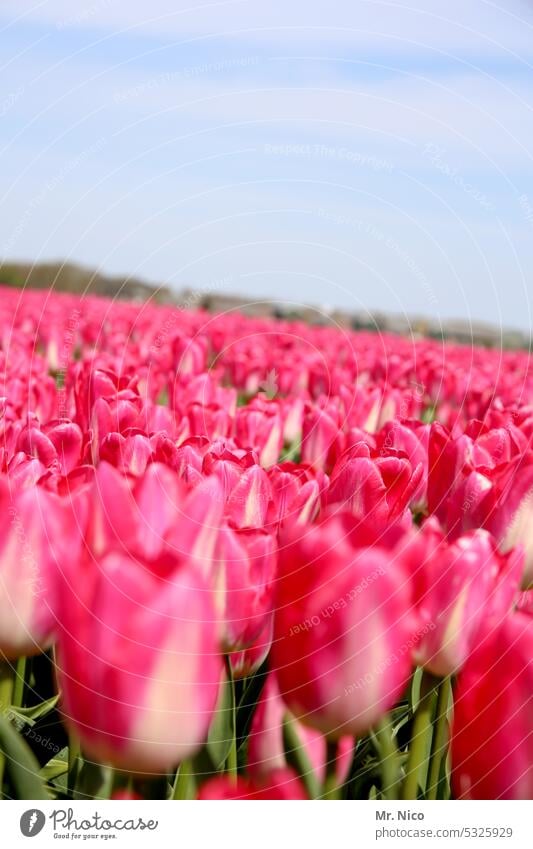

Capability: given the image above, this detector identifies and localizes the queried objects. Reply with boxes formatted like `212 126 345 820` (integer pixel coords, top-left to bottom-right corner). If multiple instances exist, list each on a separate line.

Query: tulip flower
55 549 223 772
271 514 415 737
301 401 343 472
452 612 533 799
405 523 522 676
266 463 322 527
0 478 76 658
228 615 273 679
325 444 422 528
213 526 277 650
235 398 283 468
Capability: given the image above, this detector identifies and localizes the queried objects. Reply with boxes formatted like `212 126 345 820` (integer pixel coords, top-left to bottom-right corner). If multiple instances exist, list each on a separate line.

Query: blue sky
1 1 533 331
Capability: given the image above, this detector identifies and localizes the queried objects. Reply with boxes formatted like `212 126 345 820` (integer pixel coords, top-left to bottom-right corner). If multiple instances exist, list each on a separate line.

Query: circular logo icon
20 810 46 838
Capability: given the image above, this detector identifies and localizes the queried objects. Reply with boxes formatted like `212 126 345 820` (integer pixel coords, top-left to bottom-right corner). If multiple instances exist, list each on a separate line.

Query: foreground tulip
271 515 415 737
55 550 223 772
452 612 533 799
0 478 75 658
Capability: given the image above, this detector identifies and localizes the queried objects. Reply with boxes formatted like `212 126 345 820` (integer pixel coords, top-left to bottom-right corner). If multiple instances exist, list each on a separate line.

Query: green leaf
40 748 68 782
206 676 235 770
409 667 424 713
15 695 59 721
235 661 268 751
8 694 61 730
0 712 49 799
74 760 113 800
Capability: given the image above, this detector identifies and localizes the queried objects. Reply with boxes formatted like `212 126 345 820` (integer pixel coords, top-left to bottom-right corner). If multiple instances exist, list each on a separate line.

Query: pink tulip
0 478 75 658
266 463 322 527
235 398 283 468
325 444 422 527
452 612 533 799
55 548 223 772
271 514 415 737
477 452 533 588
301 401 343 472
405 523 522 676
197 768 308 800
226 464 272 529
213 526 277 650
228 616 273 679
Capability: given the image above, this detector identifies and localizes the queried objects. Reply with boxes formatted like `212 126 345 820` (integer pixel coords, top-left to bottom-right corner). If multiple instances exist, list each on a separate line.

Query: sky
1 1 533 331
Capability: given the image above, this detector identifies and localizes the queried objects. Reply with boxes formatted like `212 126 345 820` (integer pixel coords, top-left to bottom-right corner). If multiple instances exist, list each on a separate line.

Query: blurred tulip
197 768 308 800
235 399 283 468
213 526 276 650
452 612 533 799
0 479 75 658
301 401 343 472
405 524 522 676
325 445 422 528
227 616 273 679
271 514 415 737
55 549 223 772
247 676 353 786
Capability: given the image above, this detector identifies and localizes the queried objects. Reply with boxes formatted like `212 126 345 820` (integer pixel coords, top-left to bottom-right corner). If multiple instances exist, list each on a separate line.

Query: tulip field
0 283 532 802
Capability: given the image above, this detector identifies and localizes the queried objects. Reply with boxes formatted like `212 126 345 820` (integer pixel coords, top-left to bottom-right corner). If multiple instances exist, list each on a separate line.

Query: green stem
12 658 27 709
376 716 400 800
426 676 452 800
282 714 321 800
0 661 14 797
172 760 193 800
67 733 80 798
402 671 438 800
224 656 237 780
